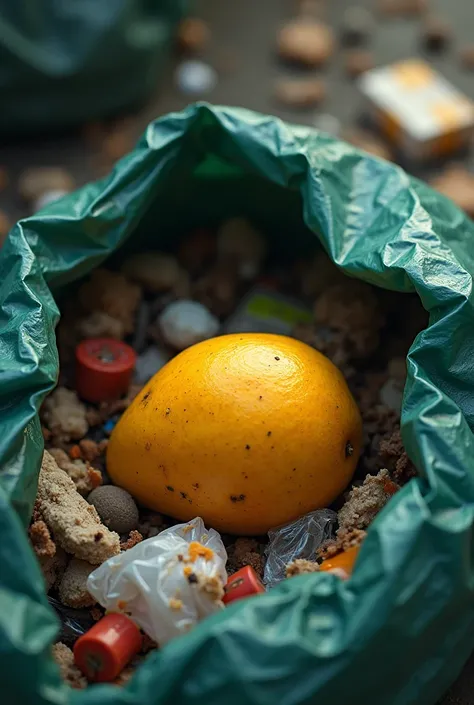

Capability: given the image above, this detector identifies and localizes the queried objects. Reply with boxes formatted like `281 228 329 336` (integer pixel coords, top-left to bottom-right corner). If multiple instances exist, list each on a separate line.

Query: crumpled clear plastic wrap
264 509 337 589
87 517 227 645
48 597 95 646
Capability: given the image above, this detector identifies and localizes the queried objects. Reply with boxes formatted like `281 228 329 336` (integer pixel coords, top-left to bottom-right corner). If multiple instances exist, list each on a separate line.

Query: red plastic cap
74 613 142 683
75 338 136 403
222 565 266 605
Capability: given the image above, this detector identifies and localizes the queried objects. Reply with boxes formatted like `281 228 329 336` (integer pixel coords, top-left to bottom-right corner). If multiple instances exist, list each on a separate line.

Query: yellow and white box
359 59 474 160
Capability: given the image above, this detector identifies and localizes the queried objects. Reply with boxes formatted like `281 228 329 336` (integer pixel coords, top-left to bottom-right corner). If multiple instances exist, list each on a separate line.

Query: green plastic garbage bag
1 103 474 705
0 1 185 135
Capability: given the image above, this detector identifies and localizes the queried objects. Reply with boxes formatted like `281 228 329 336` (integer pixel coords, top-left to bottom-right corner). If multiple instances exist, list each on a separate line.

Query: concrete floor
1 0 474 701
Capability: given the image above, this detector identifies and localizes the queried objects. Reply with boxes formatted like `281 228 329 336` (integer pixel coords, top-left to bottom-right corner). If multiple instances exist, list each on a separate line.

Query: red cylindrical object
222 565 266 605
75 338 136 403
74 613 142 683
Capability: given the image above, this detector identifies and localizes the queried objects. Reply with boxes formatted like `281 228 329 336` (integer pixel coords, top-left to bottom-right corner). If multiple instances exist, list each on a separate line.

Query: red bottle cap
75 338 136 403
74 613 142 683
222 565 266 605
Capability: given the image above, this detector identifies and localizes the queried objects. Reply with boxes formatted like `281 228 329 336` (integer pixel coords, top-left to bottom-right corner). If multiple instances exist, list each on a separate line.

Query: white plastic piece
263 509 336 589
34 189 68 212
134 346 170 384
175 60 217 95
159 299 220 350
87 517 227 645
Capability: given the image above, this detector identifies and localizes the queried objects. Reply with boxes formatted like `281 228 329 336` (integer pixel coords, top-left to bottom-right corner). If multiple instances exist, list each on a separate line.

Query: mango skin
107 333 362 535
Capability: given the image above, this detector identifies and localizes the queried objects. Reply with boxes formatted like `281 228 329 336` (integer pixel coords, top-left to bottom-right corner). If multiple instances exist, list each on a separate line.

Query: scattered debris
286 558 320 577
176 17 210 55
175 60 218 95
338 469 400 532
59 559 97 608
159 299 220 350
359 59 474 162
274 77 326 108
277 20 334 67
122 252 185 293
42 388 89 444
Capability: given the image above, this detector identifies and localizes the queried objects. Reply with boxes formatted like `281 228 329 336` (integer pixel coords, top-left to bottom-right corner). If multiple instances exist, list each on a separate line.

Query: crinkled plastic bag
264 510 336 589
0 1 186 135
87 517 227 645
1 104 474 705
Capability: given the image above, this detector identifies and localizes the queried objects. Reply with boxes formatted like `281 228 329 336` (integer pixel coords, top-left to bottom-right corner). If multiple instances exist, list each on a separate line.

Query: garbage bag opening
1 104 474 705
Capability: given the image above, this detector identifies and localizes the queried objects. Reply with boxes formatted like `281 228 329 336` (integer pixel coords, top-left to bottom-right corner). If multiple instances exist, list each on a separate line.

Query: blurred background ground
1 0 474 701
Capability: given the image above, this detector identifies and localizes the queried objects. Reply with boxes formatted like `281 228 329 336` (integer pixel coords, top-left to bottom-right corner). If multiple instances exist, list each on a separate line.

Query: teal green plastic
1 104 474 705
0 1 185 134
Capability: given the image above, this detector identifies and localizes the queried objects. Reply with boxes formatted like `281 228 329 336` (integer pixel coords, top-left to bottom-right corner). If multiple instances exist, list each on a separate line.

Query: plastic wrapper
263 509 337 589
2 104 474 705
87 517 227 645
47 597 94 646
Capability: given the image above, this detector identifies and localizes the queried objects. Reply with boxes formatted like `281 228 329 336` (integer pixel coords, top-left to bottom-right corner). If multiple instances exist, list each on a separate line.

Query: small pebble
313 113 341 137
459 45 474 70
377 0 427 16
18 167 74 203
175 60 218 95
340 7 374 46
277 20 334 67
34 189 69 212
344 50 375 78
176 17 210 54
134 346 170 384
122 252 183 293
159 300 220 350
274 78 326 108
422 16 451 52
88 485 139 535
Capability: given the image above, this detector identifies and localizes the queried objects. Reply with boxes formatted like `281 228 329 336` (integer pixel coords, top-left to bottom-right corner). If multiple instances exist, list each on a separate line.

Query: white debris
159 300 220 350
175 60 218 95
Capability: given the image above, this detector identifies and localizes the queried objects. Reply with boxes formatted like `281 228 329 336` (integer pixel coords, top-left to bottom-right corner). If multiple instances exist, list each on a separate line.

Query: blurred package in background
0 1 186 135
